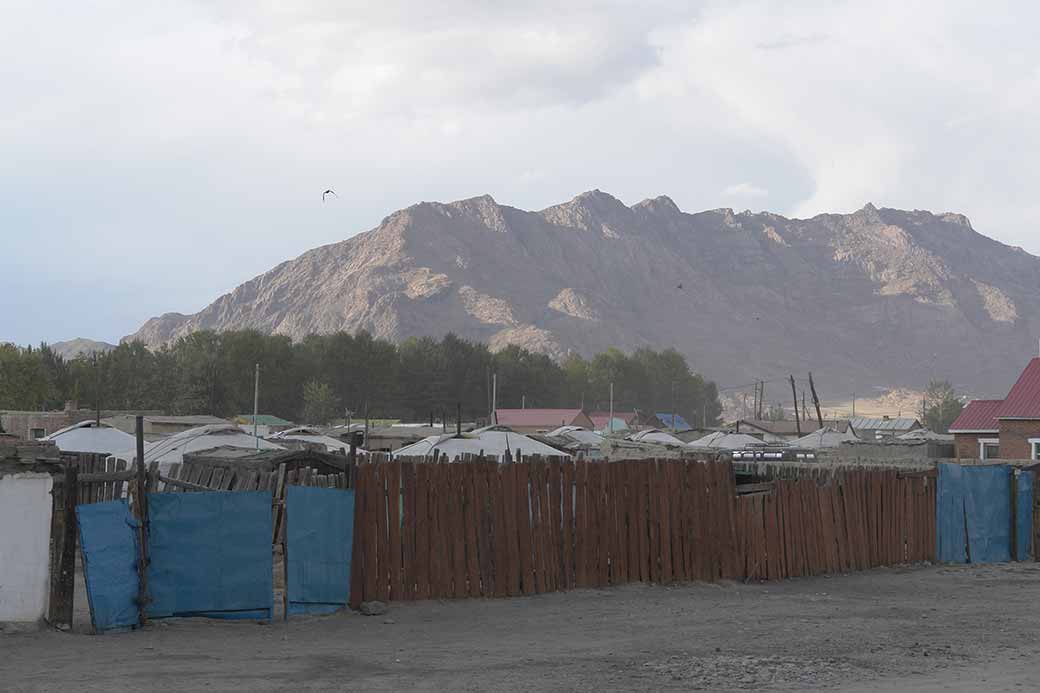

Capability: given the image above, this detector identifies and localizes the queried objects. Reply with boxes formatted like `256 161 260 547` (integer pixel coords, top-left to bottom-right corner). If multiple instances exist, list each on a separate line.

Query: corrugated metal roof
655 413 692 431
848 416 920 431
494 409 588 427
995 358 1040 419
948 399 1002 432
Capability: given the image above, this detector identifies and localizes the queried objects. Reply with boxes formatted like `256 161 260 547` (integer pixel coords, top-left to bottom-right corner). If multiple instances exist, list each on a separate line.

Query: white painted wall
0 473 53 624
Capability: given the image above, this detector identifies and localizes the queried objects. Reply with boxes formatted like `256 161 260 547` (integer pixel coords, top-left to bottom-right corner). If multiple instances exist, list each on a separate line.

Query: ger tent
115 424 284 473
789 427 859 449
393 426 569 461
686 431 762 449
626 429 686 447
268 426 364 454
42 420 143 455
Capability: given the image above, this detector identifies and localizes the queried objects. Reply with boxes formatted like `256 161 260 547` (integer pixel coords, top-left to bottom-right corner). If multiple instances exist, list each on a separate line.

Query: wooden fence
348 459 937 607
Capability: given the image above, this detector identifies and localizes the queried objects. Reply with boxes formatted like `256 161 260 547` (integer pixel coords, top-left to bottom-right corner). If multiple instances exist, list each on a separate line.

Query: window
30 428 46 440
979 438 1000 460
1029 439 1040 461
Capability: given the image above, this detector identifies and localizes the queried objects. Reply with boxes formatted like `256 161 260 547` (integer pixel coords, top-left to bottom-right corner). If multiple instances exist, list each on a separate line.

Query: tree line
0 331 722 427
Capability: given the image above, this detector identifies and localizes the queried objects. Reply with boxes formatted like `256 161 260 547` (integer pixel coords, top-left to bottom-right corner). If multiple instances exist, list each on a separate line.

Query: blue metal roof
655 413 692 431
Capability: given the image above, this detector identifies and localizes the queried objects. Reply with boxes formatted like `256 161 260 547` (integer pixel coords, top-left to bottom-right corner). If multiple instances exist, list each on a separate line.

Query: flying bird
322 189 338 202
677 283 683 290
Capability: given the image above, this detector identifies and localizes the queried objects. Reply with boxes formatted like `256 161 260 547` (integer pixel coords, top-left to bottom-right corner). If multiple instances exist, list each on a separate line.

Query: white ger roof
115 424 284 472
394 426 569 461
626 429 685 447
547 426 605 446
789 427 859 449
268 426 363 453
686 431 763 449
42 420 144 455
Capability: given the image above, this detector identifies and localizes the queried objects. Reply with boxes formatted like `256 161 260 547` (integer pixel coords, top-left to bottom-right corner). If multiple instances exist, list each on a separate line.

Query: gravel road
5 562 1040 691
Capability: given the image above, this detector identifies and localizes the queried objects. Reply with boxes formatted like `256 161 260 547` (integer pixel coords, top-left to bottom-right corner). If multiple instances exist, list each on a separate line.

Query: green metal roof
235 414 294 426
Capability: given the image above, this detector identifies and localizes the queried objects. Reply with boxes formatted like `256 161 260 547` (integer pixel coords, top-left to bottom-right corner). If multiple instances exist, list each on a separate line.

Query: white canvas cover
626 429 686 447
115 424 284 473
42 420 142 455
790 427 859 449
686 431 763 449
394 426 569 461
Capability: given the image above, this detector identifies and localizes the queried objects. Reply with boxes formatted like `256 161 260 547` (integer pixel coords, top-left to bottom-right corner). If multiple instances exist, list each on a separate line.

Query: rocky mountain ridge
125 191 1040 398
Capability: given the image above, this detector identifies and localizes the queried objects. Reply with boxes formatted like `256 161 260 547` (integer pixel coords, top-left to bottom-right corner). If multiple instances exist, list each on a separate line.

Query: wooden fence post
134 416 151 626
47 462 78 629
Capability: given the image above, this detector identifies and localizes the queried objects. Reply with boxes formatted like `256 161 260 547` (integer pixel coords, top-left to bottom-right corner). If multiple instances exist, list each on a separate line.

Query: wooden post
789 375 801 436
134 416 150 626
808 372 824 429
48 462 78 629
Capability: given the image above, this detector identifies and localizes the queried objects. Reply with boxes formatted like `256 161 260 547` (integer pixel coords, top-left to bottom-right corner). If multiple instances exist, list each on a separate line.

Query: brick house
950 358 1040 460
948 399 1002 460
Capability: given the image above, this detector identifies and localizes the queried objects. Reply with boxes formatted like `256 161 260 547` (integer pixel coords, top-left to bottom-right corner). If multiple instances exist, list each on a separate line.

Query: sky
4 0 1040 346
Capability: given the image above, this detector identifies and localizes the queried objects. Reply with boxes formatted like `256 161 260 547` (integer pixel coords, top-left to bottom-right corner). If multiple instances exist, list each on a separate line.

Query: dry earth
4 562 1040 692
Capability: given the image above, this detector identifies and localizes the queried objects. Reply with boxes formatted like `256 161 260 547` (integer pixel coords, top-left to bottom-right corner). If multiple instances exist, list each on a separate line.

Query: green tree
923 379 963 433
302 380 340 425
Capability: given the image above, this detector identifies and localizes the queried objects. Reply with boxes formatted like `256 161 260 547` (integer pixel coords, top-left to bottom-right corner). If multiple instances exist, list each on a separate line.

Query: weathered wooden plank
348 464 366 609
631 461 646 583
529 460 546 594
560 460 575 590
363 464 380 603
574 460 588 588
595 462 610 587
515 462 535 595
414 463 431 600
548 460 564 592
462 463 481 598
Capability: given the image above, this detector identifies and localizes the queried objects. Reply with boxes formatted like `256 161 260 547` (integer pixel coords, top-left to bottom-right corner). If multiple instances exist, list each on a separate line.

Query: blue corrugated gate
937 463 1032 564
1017 470 1034 560
146 491 273 620
77 500 141 632
286 485 355 615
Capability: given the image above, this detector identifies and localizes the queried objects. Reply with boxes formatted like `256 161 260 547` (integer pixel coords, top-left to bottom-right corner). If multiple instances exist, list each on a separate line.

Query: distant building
951 358 1040 460
847 416 921 441
1 402 162 441
493 409 595 434
654 413 693 432
104 414 229 438
588 411 640 431
949 400 1002 460
234 414 296 438
729 419 854 443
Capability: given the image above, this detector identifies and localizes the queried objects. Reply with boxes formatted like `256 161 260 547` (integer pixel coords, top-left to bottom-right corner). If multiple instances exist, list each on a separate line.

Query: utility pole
852 392 856 418
670 381 676 433
522 394 526 410
789 375 802 436
609 382 614 434
742 393 748 420
490 373 498 424
253 363 260 449
808 372 824 429
93 353 101 426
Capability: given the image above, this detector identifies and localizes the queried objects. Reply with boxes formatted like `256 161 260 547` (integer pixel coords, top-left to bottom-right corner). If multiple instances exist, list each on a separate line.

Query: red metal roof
948 399 1002 432
588 412 638 429
494 409 588 427
995 358 1040 419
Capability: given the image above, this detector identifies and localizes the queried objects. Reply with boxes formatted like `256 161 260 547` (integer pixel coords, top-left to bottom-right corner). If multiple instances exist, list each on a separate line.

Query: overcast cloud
3 0 1039 346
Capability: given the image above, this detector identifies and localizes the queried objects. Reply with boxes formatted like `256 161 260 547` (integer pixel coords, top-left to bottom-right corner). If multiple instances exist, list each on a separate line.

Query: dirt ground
5 562 1040 692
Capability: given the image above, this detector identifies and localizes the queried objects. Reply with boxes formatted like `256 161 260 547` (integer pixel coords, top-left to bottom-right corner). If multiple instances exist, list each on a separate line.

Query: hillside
125 191 1040 398
51 338 116 360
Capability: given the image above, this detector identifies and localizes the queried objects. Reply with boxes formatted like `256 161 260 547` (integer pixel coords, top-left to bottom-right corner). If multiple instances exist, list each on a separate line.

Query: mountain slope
125 191 1040 397
51 338 117 360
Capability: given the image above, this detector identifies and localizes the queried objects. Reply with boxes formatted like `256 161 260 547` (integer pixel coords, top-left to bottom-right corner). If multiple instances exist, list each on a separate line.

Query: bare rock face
124 192 1040 397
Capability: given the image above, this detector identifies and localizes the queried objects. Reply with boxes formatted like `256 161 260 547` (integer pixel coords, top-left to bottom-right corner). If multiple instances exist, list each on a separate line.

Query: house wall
0 473 53 625
954 433 989 460
998 420 1040 460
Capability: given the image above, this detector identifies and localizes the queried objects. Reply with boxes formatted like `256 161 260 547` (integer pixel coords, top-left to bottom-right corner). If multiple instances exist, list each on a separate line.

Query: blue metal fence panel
76 500 141 632
286 486 354 615
937 463 1015 564
1017 471 1034 560
963 465 1012 563
146 491 273 620
936 462 967 563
